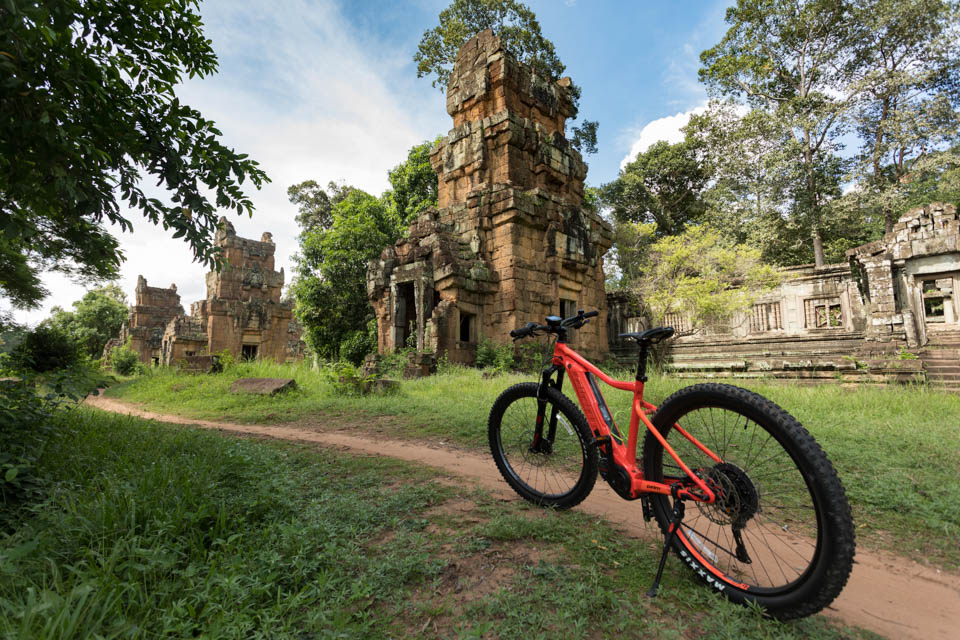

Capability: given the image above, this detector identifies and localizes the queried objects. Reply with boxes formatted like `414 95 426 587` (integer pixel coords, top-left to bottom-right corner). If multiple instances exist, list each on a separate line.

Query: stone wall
368 30 612 363
104 276 184 364
609 203 960 385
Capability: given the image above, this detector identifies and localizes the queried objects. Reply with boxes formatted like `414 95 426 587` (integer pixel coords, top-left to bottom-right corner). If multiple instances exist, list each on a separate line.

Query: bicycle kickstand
646 486 685 598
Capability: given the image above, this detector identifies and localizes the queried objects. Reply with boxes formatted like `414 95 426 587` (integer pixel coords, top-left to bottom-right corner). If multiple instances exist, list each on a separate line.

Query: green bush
110 343 141 375
476 338 514 374
340 319 377 366
10 325 82 372
0 365 107 528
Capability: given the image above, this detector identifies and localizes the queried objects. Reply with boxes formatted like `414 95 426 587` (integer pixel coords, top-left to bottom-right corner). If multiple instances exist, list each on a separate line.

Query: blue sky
7 0 733 325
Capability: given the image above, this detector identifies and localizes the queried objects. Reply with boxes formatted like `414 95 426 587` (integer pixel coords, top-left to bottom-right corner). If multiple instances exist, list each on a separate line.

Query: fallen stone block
178 354 220 374
229 378 297 395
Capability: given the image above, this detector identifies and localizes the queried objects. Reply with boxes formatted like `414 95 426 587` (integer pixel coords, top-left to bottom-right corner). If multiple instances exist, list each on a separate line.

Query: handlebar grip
509 321 538 339
583 310 599 319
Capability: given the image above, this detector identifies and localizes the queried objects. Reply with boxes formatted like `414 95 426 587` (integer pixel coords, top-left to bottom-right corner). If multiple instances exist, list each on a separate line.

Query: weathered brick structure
609 203 960 387
103 276 184 365
367 30 612 363
109 219 305 366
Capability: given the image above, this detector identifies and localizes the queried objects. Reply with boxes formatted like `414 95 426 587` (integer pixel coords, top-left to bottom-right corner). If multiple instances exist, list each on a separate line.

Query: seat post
636 342 649 382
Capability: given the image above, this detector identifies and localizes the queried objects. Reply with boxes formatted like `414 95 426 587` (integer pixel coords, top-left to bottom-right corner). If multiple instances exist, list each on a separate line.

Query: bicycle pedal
641 496 653 522
588 434 611 449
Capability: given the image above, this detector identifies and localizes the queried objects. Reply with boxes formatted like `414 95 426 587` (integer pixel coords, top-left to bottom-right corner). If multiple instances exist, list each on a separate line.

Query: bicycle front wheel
488 383 598 509
642 383 855 620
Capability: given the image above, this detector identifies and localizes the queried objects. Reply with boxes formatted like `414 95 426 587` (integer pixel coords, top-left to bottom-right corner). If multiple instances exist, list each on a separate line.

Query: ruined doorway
920 276 957 328
242 344 258 361
395 282 417 349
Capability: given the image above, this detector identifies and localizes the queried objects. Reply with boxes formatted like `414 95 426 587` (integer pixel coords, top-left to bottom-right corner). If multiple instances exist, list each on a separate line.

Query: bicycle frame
538 340 720 504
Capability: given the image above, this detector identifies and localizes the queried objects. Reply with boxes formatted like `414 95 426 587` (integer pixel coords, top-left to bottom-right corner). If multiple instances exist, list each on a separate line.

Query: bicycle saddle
618 327 675 344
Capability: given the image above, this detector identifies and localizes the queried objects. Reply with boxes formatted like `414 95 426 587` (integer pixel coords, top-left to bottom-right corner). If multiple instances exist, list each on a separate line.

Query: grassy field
105 360 960 570
0 408 875 639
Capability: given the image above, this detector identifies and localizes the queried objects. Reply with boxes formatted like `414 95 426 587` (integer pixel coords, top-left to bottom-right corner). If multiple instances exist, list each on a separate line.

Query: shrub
476 338 514 374
215 348 235 371
10 325 82 372
514 340 547 373
320 361 371 395
0 365 106 528
340 319 377 366
110 343 141 375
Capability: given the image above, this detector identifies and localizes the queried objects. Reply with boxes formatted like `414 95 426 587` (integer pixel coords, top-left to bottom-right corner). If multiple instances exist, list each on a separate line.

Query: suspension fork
533 365 564 450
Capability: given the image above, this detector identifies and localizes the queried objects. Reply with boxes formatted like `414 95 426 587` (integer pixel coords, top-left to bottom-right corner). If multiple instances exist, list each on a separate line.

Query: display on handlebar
511 310 599 341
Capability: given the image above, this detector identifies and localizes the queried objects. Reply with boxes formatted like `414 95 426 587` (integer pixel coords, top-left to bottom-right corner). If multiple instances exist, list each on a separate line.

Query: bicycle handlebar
510 309 599 341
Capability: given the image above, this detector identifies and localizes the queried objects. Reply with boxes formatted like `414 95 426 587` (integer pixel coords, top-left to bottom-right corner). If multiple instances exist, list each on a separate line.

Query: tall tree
685 103 792 247
286 180 355 236
44 284 128 358
602 139 710 236
700 0 858 268
849 0 960 231
291 190 398 361
414 0 599 155
0 0 268 309
383 137 442 225
289 140 441 361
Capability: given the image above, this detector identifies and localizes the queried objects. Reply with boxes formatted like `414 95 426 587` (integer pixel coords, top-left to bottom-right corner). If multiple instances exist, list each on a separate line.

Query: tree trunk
884 206 895 234
813 230 825 269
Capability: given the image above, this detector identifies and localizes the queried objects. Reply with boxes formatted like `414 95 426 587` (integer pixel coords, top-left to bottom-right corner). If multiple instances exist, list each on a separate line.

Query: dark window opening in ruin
185 351 195 357
460 312 476 343
559 298 577 319
921 278 952 324
814 304 843 328
242 344 258 360
924 297 946 322
397 282 416 348
152 357 159 366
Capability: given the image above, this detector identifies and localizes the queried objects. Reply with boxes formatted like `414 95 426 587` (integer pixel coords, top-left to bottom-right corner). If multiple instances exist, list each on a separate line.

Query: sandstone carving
106 219 305 366
367 30 612 364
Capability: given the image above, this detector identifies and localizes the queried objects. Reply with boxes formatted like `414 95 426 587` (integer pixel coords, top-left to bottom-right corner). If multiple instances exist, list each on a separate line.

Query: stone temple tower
367 30 612 363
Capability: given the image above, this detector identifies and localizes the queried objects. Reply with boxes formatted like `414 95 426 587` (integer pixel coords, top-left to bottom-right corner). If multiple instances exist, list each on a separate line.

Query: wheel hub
700 462 759 528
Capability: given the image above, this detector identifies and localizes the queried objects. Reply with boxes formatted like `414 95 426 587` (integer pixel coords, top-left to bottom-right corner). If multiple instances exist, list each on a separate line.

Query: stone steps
918 346 960 390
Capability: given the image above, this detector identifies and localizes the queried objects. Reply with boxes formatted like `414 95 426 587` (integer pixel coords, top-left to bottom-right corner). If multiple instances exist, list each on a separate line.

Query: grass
105 360 960 569
0 407 875 639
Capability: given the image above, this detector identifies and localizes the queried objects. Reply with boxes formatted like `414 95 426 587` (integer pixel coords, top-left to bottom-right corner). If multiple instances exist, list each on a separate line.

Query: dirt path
84 394 959 640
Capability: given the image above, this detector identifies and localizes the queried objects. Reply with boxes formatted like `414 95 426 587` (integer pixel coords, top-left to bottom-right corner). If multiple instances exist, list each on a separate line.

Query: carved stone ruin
103 276 183 366
107 219 305 366
367 30 612 364
609 203 960 387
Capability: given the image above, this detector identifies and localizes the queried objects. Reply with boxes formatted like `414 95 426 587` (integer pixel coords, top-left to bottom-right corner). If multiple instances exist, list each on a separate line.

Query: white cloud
619 105 707 170
4 0 449 326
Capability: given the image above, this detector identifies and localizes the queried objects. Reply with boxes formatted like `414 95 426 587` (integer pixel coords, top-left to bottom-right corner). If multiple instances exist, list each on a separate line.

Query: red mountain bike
488 310 855 620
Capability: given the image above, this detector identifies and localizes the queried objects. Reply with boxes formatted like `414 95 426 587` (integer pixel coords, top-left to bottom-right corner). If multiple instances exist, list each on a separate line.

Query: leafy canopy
847 0 960 231
289 140 441 362
699 0 857 267
602 139 710 237
415 0 563 90
632 224 781 333
0 0 268 308
44 285 128 359
414 0 598 154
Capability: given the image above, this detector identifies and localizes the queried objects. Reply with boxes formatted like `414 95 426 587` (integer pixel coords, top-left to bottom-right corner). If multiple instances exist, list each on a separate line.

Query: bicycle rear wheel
642 383 854 620
488 383 598 509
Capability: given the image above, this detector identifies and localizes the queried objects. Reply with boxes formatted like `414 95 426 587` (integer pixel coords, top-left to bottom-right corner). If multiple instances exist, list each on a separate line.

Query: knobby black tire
488 383 598 509
642 383 855 620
